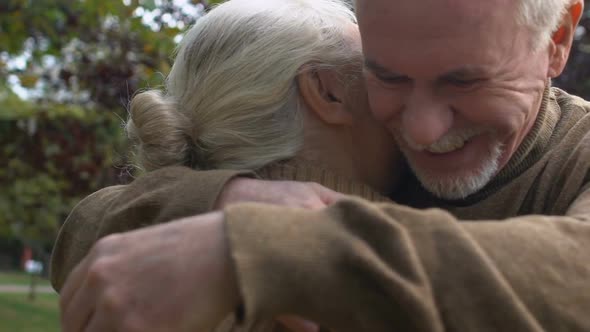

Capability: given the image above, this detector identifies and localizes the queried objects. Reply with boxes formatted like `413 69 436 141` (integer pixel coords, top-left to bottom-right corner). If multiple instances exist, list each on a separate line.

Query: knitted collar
255 160 390 202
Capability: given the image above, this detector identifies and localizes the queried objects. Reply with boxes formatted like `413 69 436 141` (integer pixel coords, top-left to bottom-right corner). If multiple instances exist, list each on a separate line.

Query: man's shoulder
551 87 590 114
548 87 590 148
531 89 590 210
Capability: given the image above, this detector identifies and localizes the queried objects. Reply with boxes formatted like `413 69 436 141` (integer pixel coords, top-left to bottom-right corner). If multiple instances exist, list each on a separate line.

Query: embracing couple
52 0 590 331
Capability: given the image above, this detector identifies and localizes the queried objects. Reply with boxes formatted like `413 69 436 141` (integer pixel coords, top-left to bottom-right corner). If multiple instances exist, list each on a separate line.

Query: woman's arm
50 166 249 291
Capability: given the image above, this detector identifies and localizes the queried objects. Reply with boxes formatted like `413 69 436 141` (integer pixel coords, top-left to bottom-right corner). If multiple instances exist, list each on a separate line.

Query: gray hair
517 0 575 48
127 0 361 171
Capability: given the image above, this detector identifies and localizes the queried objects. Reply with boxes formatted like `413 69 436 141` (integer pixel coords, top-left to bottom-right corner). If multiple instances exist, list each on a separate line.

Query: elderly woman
126 0 399 195
52 0 403 331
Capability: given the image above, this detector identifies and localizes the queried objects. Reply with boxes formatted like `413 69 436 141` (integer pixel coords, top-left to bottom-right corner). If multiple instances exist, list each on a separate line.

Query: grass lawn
0 271 51 286
0 292 60 332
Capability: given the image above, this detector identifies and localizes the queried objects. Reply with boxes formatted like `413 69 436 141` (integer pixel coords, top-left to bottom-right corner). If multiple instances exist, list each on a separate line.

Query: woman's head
127 0 399 190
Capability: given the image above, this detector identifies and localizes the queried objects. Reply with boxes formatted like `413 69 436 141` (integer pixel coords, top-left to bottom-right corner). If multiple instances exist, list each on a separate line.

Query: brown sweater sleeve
50 166 251 291
224 196 590 332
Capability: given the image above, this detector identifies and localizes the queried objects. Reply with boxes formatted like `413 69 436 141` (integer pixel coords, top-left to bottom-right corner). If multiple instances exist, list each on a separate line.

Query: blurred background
0 1 588 331
0 1 220 331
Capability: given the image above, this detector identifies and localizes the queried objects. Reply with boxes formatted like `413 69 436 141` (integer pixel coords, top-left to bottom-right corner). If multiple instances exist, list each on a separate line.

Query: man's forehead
356 0 522 66
356 0 514 25
355 0 513 10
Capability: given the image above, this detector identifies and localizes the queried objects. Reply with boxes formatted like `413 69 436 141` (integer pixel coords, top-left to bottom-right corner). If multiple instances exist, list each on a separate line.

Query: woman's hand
216 178 346 210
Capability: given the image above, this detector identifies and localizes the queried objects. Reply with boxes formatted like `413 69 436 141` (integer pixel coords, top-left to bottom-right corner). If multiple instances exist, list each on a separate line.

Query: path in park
0 284 56 294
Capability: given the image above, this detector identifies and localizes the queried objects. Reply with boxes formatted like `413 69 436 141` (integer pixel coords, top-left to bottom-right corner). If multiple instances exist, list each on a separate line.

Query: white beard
404 142 504 200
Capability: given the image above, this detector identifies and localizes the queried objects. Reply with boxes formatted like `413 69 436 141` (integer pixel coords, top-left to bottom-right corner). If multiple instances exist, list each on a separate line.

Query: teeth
426 136 465 153
426 128 484 154
402 128 487 154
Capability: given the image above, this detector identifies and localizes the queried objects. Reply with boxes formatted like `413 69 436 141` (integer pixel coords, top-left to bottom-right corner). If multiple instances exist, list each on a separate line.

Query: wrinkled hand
216 178 346 209
60 211 239 332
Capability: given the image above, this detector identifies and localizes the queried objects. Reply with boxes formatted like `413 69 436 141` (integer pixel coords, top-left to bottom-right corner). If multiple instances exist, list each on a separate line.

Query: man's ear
297 67 354 126
548 1 584 78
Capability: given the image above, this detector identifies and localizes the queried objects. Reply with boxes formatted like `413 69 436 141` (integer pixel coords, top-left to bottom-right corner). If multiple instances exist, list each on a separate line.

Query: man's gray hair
127 0 361 171
517 0 574 48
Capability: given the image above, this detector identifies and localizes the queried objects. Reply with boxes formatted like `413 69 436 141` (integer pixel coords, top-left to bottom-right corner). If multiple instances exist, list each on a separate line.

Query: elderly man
54 0 589 331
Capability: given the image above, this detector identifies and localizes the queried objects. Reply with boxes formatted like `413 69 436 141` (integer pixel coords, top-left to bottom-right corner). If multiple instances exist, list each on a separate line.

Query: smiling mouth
425 137 471 154
407 128 486 155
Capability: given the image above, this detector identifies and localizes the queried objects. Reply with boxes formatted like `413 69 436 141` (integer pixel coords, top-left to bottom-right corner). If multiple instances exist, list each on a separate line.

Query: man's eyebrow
363 58 404 77
440 67 489 80
364 60 490 81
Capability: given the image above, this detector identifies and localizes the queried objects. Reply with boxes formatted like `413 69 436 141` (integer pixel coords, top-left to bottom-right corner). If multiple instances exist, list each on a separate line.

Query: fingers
83 306 114 332
309 183 347 206
277 315 320 332
83 313 106 332
61 276 97 332
59 255 90 308
61 255 108 332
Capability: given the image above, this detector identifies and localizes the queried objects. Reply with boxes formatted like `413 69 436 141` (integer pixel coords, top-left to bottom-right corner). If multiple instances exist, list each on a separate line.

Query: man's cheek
459 98 526 135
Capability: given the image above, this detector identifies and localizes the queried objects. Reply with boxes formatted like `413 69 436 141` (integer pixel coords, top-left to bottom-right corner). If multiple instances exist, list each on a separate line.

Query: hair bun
126 90 194 171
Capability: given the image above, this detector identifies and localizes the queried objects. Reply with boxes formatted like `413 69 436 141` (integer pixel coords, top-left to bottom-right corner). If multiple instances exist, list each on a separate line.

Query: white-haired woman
126 0 401 197
54 0 404 331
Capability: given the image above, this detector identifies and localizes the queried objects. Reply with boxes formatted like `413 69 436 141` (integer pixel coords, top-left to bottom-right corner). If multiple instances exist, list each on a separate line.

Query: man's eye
379 76 411 85
449 78 484 87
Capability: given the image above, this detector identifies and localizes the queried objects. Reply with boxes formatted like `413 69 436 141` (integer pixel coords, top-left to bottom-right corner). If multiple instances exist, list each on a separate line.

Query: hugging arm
52 167 590 331
50 166 249 291
223 193 590 331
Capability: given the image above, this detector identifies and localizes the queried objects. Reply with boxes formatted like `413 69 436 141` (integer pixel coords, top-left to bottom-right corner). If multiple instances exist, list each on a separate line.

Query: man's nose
400 94 453 147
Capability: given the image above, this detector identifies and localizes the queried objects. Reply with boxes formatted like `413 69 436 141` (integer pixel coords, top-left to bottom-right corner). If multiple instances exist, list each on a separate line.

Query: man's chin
409 156 501 200
405 141 504 200
414 172 494 200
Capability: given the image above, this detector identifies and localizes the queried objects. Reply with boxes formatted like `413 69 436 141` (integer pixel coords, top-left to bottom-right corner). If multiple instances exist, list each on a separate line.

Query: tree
0 0 219 263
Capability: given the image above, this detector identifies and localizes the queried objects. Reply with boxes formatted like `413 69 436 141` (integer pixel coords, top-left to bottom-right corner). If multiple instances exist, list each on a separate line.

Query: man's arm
224 195 590 331
50 166 250 291
58 190 590 332
56 175 590 331
50 167 340 292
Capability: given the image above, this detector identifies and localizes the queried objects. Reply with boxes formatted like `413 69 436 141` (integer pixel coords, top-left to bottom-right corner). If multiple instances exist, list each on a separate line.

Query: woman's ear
548 1 584 78
297 67 354 126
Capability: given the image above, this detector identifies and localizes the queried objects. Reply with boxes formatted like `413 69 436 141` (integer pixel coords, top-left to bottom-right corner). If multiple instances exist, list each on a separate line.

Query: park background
0 0 589 331
0 1 221 331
